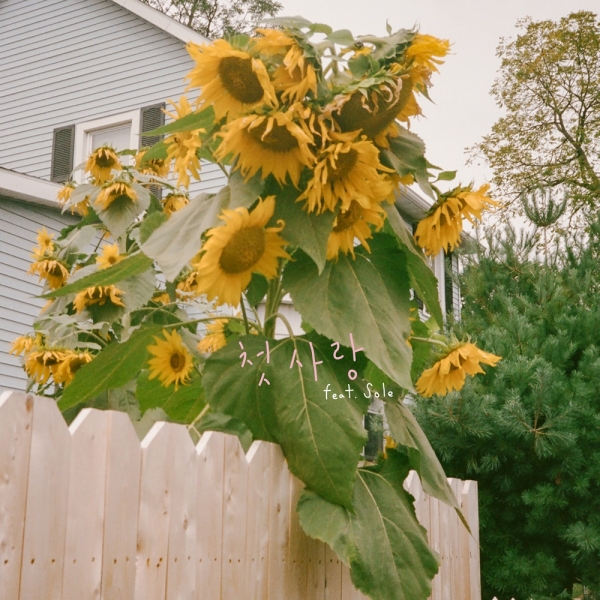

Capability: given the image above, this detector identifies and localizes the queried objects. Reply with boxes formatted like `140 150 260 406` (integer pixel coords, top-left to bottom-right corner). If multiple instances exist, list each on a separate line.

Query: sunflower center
249 121 299 153
170 351 186 372
96 153 116 169
218 56 265 104
330 149 358 181
219 226 266 274
333 201 362 233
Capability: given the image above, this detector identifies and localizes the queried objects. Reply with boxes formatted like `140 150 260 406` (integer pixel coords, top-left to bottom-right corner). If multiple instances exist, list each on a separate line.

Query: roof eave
0 168 62 209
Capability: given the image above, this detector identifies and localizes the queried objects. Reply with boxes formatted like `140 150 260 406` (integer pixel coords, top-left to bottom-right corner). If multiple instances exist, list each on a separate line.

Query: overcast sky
278 0 599 193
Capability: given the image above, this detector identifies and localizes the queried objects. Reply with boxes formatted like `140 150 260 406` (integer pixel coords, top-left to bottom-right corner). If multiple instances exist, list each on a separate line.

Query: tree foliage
414 223 600 599
473 11 600 219
141 0 282 38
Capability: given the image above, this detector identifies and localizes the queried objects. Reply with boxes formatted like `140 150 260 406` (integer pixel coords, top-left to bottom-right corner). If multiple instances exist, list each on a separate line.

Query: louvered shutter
444 251 461 320
50 125 75 183
140 103 166 200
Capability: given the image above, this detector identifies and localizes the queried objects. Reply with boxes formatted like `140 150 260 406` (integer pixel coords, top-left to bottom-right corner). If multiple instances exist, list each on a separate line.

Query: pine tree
413 223 600 599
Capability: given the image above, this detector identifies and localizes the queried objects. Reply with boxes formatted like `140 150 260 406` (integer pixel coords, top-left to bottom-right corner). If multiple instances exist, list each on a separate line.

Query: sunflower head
85 146 122 184
53 352 93 386
195 195 290 307
163 193 190 216
28 259 69 290
415 342 501 397
187 39 277 120
10 335 37 356
405 34 450 74
198 319 228 353
36 228 55 254
73 285 125 312
24 349 68 385
147 329 194 389
95 181 138 211
135 149 170 178
96 244 123 270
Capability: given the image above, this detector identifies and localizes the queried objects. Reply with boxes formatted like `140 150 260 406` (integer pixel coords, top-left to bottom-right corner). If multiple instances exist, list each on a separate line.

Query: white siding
0 197 78 390
0 0 226 194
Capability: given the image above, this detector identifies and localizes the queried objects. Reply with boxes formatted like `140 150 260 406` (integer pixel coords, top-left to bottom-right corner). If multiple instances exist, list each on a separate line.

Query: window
72 110 141 181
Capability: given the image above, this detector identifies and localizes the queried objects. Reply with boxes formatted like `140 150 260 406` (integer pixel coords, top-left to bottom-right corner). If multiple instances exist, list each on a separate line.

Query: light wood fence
0 390 480 599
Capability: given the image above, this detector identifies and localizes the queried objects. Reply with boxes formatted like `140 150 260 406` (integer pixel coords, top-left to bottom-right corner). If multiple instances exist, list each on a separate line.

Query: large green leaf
204 334 368 509
195 411 253 452
298 451 439 600
96 183 150 238
384 204 443 326
283 234 413 389
271 184 336 273
59 325 163 411
136 369 205 424
385 400 462 518
44 253 153 298
142 106 215 136
141 190 224 280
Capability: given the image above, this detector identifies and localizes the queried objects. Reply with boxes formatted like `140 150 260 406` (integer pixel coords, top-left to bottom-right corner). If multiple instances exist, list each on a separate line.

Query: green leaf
195 411 253 453
435 170 457 182
271 184 335 273
139 141 167 162
298 451 439 600
58 325 164 411
245 273 268 307
386 126 434 199
326 29 355 45
283 235 413 389
132 408 170 440
45 253 154 298
384 205 443 326
229 169 265 210
136 369 205 424
204 334 369 509
385 400 464 521
143 106 215 136
141 189 231 281
140 211 168 244
118 268 156 312
96 184 151 238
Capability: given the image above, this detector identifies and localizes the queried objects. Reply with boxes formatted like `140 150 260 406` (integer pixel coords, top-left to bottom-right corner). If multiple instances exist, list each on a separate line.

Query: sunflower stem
410 336 448 348
188 402 211 430
240 298 250 335
264 277 280 338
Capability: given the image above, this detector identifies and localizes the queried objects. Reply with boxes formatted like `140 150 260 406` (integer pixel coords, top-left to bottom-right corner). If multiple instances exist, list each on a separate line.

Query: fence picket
324 543 342 600
286 475 309 598
0 391 34 600
101 410 142 600
19 395 71 600
428 495 443 600
62 409 109 599
462 480 481 600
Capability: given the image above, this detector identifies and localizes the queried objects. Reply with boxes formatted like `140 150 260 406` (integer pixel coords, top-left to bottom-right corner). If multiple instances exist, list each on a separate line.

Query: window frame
72 110 141 182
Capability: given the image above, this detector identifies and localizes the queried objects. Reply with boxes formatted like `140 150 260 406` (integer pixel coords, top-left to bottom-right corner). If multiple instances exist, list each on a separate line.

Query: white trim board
0 168 62 209
109 0 211 46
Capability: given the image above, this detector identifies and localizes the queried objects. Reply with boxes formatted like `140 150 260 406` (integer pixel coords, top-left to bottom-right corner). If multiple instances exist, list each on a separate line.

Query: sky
278 0 599 192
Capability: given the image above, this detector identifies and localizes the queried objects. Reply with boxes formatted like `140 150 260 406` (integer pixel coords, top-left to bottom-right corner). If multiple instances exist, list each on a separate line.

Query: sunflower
197 318 228 353
24 349 68 385
53 352 93 386
96 244 123 270
95 181 138 211
414 184 498 256
10 334 37 356
164 96 204 188
147 329 194 389
152 291 171 304
405 34 450 75
28 258 69 290
176 269 202 299
85 146 122 184
163 193 189 215
326 199 386 260
298 132 394 213
415 342 501 397
194 196 290 307
35 228 54 254
215 111 314 186
135 149 170 178
253 28 317 102
73 285 125 313
187 39 277 120
57 182 90 216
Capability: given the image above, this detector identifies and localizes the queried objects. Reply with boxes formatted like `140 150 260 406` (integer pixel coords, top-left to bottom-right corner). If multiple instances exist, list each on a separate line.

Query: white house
0 0 458 391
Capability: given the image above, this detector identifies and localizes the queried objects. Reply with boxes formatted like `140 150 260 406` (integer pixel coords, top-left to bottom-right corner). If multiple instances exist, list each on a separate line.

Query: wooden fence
0 390 480 599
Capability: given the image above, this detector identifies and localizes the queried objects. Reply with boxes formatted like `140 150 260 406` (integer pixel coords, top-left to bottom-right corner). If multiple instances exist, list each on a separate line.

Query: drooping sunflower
299 132 394 213
28 258 69 290
24 349 68 385
197 318 228 353
215 111 314 186
253 28 317 102
414 184 498 256
187 39 277 120
53 351 93 386
163 193 189 216
326 199 387 261
96 244 123 270
85 146 122 184
164 96 204 189
57 182 89 216
73 285 125 313
36 228 54 254
135 149 170 178
10 334 38 356
194 196 290 307
147 329 194 389
95 181 138 211
405 33 450 76
416 342 501 397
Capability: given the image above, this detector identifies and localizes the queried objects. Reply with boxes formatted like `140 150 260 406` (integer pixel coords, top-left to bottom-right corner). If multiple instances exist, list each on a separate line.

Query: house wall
0 197 78 390
0 0 226 194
